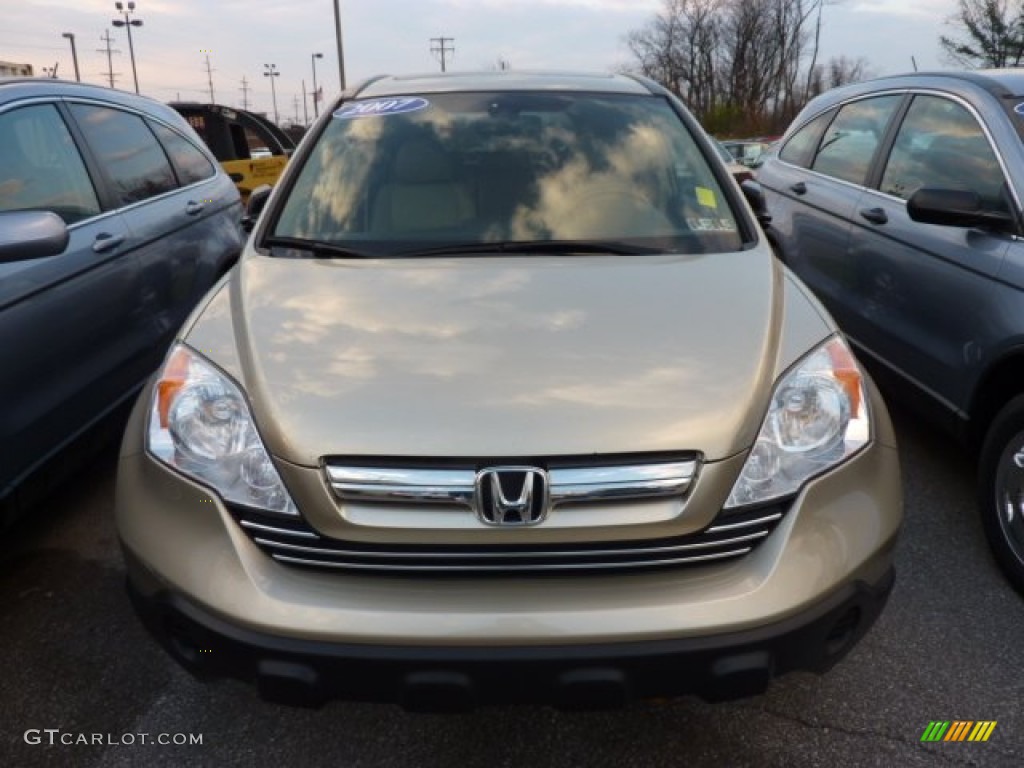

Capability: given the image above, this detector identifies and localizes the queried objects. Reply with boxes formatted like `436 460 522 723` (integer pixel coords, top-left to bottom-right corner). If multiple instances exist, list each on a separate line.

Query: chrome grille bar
252 530 767 560
706 512 783 533
230 500 788 575
326 466 475 505
325 460 697 507
271 548 754 572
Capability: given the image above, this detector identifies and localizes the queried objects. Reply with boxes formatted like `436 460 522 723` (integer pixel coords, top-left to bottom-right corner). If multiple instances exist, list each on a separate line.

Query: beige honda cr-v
116 71 902 711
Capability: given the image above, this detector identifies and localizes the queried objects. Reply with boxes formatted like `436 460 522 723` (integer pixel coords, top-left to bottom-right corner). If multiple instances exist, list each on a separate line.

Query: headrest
392 139 454 183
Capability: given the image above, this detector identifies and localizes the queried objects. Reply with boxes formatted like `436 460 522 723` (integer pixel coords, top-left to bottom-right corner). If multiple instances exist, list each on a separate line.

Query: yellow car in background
169 103 294 203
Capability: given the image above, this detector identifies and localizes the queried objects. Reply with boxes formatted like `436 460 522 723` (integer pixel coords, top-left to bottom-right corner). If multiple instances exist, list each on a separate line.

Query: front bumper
126 553 893 710
117 371 901 709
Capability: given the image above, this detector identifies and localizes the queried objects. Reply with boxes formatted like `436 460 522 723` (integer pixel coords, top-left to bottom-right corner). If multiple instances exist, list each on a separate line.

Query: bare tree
940 0 1024 68
625 0 830 134
806 55 872 98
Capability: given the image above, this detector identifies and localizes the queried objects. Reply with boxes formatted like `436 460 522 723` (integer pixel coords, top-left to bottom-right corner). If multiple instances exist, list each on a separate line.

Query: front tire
978 395 1024 596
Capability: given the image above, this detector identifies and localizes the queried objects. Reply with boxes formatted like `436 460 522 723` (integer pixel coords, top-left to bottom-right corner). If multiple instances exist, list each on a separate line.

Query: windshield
271 91 743 255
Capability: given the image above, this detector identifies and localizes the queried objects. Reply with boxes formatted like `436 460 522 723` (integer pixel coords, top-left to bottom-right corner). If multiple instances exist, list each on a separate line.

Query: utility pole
112 1 143 94
62 33 80 81
333 0 346 91
204 54 215 103
311 52 323 118
263 63 280 124
302 79 309 126
240 76 251 110
292 94 300 125
430 36 454 72
98 30 120 88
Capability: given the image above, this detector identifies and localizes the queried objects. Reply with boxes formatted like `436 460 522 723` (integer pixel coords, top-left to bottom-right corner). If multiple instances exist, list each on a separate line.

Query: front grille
228 502 790 575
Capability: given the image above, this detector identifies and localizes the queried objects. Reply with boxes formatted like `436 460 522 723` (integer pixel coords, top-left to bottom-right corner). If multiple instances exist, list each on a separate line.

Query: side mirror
242 184 273 234
907 187 1012 229
740 179 771 227
0 211 70 263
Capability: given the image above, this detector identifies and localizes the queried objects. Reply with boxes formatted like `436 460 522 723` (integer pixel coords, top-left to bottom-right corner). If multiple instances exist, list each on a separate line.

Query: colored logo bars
920 721 997 742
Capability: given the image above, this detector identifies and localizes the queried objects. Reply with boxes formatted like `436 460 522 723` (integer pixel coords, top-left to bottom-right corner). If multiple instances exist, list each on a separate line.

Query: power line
97 30 120 88
430 36 454 73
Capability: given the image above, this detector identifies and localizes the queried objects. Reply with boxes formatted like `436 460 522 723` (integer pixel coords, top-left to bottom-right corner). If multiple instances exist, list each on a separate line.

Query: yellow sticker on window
696 187 717 208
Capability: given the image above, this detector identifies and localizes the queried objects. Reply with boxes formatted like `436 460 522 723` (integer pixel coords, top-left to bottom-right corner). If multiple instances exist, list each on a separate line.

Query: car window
148 120 216 186
0 104 100 225
811 96 902 185
273 92 744 255
779 110 835 168
69 103 177 205
880 94 1009 213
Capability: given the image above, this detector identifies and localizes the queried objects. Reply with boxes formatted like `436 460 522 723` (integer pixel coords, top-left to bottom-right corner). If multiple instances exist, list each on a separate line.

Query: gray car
0 79 243 525
757 68 1024 595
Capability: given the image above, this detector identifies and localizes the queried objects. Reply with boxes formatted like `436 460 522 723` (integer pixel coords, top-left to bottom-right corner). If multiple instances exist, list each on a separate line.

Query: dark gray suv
757 69 1024 595
0 79 243 525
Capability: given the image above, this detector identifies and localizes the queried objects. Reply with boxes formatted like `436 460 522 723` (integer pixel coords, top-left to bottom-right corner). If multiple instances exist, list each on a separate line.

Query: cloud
848 1 942 18
443 0 659 11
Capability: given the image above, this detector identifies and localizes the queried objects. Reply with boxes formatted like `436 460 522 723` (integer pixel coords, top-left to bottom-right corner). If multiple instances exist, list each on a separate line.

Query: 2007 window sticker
334 97 430 119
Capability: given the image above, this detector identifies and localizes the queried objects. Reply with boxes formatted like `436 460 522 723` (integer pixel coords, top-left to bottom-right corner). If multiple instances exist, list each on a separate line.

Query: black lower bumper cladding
125 557 894 712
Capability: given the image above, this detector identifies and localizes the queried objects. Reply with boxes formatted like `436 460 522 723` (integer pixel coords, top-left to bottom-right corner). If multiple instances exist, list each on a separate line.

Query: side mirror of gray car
740 179 771 227
0 211 70 263
242 185 273 234
907 188 1013 229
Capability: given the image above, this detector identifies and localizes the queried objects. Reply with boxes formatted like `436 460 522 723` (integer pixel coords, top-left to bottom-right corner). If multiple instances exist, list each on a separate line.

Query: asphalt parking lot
1 400 1022 768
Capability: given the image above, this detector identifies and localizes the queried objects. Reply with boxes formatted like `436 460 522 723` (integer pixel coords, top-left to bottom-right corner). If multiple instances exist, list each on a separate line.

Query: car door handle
790 182 807 195
860 207 888 225
92 233 125 253
185 201 205 215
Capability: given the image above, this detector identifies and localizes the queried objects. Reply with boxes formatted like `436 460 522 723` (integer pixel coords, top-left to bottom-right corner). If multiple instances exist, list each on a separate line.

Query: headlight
725 335 870 508
147 343 298 516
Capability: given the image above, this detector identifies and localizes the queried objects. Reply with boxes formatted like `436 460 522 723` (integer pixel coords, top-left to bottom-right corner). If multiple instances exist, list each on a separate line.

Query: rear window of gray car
272 91 744 255
810 95 902 185
148 121 216 186
69 103 178 205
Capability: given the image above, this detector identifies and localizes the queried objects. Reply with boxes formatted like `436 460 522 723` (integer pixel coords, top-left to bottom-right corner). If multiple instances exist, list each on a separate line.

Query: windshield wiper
395 240 663 258
261 236 375 259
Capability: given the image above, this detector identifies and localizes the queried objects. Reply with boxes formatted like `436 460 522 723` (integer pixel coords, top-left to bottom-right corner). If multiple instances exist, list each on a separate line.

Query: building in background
0 61 34 77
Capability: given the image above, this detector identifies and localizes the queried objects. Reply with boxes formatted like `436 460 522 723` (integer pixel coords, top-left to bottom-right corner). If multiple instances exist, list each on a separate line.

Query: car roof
800 68 1024 115
0 77 189 126
353 71 655 98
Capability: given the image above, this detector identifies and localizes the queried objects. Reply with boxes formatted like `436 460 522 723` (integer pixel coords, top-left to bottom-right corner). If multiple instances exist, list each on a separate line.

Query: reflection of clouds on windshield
510 122 676 239
288 118 384 238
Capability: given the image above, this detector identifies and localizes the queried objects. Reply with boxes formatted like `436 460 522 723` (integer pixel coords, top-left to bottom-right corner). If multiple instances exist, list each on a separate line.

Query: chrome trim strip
240 520 320 539
271 547 753 572
252 530 768 560
326 466 476 505
326 466 476 486
325 460 695 507
705 513 783 533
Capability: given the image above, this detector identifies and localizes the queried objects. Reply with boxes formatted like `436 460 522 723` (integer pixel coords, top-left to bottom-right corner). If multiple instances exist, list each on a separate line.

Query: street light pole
62 33 80 82
333 0 346 91
264 63 280 125
311 52 323 118
112 1 143 94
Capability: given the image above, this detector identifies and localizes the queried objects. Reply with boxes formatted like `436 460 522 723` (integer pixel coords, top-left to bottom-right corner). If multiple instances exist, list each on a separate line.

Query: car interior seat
371 138 475 233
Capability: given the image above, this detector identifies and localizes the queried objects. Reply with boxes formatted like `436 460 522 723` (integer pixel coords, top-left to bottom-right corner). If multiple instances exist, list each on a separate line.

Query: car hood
195 249 829 466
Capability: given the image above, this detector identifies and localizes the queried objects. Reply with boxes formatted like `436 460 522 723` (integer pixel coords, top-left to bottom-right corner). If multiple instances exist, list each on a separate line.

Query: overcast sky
2 0 959 123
